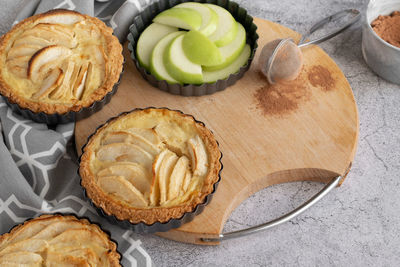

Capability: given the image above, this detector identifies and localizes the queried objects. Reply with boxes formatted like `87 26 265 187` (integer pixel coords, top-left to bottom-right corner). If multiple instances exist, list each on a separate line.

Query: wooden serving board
75 18 358 245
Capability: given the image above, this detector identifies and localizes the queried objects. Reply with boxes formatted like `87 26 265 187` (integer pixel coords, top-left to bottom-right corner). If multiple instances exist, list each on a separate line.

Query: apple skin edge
203 44 251 83
205 4 239 47
150 32 183 84
153 8 202 31
164 34 203 85
203 22 246 71
173 2 219 36
136 23 178 70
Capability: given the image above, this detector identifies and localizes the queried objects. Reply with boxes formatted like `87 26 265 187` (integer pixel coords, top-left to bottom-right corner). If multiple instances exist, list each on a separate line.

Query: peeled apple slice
173 2 218 36
96 143 153 168
27 45 71 81
32 68 64 99
97 163 150 194
187 135 208 176
157 151 178 205
164 34 203 84
136 23 178 70
153 8 202 31
97 176 148 207
168 156 189 201
203 44 250 83
150 150 170 206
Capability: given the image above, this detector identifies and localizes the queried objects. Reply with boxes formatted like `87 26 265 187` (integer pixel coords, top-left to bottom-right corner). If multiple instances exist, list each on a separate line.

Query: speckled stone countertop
1 0 399 266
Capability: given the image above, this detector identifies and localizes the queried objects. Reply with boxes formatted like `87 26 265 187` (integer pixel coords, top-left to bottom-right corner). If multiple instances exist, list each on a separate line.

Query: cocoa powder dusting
255 70 310 116
308 65 335 91
371 11 400 48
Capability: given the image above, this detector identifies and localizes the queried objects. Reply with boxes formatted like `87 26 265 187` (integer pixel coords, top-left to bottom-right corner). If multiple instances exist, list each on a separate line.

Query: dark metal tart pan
78 107 223 233
127 0 259 96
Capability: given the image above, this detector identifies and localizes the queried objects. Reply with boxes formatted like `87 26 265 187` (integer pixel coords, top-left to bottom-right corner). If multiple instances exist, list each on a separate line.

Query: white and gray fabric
0 0 154 266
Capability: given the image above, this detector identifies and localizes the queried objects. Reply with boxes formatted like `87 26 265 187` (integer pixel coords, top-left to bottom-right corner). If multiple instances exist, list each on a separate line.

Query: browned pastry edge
0 9 124 115
0 214 121 266
79 108 222 225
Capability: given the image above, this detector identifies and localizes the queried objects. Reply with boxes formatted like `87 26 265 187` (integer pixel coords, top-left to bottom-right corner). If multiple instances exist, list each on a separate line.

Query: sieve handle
201 176 341 242
298 9 361 48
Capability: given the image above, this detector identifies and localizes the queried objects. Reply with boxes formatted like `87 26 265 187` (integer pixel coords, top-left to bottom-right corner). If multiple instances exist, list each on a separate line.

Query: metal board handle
201 176 341 242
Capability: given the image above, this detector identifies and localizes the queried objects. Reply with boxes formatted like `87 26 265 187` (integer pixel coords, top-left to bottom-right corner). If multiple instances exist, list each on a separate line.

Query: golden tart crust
79 108 222 225
0 9 123 115
0 214 120 266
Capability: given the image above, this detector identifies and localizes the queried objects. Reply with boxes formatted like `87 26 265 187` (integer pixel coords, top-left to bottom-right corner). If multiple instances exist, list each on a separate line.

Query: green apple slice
203 22 246 71
205 4 238 47
173 2 218 36
182 30 222 66
203 44 250 83
136 23 178 70
165 34 203 84
153 8 202 31
150 31 184 84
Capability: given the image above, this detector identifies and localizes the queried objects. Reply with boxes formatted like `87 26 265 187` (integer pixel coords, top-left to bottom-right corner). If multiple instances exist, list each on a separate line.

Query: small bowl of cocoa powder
362 0 400 84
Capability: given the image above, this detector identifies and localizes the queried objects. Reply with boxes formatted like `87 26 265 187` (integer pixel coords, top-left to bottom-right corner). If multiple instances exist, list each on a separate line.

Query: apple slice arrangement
136 2 251 84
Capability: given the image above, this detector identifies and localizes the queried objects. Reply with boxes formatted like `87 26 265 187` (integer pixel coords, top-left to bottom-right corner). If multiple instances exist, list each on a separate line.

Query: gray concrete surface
1 0 399 266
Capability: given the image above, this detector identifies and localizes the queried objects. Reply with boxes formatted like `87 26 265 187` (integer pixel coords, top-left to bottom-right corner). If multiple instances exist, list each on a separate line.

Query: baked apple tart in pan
79 108 222 232
0 214 121 266
0 9 124 124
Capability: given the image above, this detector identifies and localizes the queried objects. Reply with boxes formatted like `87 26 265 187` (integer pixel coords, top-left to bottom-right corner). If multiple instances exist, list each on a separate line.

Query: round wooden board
75 17 358 245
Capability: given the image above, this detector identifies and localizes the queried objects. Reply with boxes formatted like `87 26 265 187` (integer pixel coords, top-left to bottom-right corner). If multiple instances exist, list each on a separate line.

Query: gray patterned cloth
0 0 153 266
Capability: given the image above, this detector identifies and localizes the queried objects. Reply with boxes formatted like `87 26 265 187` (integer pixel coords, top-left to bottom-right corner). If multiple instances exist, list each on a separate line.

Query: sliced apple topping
168 156 189 201
37 12 84 25
91 45 105 67
48 228 110 250
97 163 150 194
32 68 64 100
6 55 30 67
163 177 201 207
46 250 93 266
48 247 98 265
7 44 43 60
30 220 90 240
97 176 148 207
149 150 170 206
6 56 30 78
102 131 160 155
0 251 43 265
181 169 192 195
158 151 178 205
13 35 51 47
0 216 66 250
49 60 75 100
72 62 89 100
187 135 208 176
96 143 153 168
27 45 71 81
0 239 48 256
127 128 161 145
21 23 77 48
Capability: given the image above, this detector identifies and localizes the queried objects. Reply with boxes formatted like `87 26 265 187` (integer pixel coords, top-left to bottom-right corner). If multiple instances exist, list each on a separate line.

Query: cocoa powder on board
308 65 335 91
255 70 310 116
255 65 335 116
371 11 400 48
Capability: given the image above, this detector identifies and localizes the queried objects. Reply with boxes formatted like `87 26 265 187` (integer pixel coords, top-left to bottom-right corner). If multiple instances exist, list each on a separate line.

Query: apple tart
79 108 222 227
0 9 123 121
0 214 120 266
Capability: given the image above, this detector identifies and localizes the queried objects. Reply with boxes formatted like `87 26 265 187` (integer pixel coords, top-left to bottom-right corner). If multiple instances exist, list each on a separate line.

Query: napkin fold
0 1 153 266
